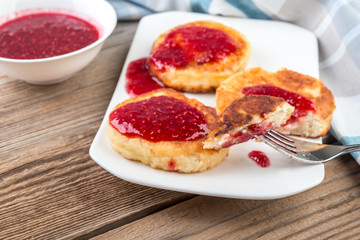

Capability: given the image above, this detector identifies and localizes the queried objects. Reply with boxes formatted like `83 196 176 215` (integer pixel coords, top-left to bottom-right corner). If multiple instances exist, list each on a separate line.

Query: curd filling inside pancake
0 12 99 59
217 122 273 148
109 96 209 142
125 58 165 97
148 26 238 71
242 85 317 124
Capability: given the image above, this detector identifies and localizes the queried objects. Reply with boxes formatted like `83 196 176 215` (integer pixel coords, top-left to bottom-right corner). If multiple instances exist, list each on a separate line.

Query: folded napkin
108 0 360 163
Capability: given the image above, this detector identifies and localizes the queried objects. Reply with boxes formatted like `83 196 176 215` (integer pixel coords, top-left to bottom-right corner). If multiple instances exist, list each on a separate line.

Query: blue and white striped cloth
108 0 360 163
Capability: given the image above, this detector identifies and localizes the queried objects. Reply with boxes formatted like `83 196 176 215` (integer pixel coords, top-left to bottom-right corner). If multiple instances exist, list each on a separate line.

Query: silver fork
255 130 360 164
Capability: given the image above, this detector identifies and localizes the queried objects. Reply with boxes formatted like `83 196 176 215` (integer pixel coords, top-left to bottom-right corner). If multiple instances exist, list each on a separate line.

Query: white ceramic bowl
0 0 117 84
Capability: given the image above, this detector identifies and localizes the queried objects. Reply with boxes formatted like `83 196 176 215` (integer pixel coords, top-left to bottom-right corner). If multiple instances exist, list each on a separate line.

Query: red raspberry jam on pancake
109 96 209 142
242 84 317 124
148 26 237 71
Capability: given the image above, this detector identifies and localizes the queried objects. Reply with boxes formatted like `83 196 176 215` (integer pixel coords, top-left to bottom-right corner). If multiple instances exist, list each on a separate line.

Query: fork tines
262 130 297 154
269 130 294 143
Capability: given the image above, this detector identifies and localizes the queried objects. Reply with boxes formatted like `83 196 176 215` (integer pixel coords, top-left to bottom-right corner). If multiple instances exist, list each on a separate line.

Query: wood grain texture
0 22 193 240
92 154 360 240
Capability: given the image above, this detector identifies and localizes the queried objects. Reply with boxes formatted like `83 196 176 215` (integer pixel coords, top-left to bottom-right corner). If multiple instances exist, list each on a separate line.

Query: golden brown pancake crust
148 21 251 92
216 67 336 137
214 95 286 136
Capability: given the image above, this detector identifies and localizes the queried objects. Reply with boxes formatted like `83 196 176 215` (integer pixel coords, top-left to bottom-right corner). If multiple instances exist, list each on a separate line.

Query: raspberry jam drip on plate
148 26 237 71
248 150 270 168
242 84 317 123
125 58 165 97
0 12 99 59
109 96 209 142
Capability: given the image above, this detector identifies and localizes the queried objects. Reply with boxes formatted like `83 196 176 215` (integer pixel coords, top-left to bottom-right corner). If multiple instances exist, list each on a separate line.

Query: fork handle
343 144 360 153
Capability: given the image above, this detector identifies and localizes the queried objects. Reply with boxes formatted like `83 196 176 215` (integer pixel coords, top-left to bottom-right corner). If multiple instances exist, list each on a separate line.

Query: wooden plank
0 22 193 239
91 154 360 240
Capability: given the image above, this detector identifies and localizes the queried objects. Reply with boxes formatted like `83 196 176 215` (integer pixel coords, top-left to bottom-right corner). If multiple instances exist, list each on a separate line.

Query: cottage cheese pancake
147 21 251 92
108 89 229 173
216 68 336 137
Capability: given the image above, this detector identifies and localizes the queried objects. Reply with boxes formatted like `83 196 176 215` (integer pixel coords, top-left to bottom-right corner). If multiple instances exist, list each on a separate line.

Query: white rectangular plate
90 11 324 199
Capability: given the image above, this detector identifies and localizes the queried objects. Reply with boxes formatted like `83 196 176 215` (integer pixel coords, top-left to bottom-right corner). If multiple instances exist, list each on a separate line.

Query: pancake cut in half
216 67 335 137
204 95 294 150
147 20 251 92
107 88 229 173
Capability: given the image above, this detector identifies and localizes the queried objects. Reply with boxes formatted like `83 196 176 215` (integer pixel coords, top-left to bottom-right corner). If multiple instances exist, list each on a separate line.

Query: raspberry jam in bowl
0 0 117 84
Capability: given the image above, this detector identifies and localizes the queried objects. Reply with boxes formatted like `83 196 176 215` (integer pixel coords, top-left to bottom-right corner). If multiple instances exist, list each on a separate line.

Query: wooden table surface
1 21 359 240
